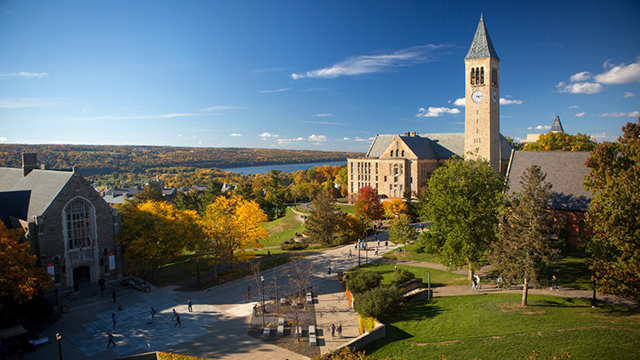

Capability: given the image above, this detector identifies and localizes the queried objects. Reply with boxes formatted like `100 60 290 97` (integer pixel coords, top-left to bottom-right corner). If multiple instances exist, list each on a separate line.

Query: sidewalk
314 279 359 356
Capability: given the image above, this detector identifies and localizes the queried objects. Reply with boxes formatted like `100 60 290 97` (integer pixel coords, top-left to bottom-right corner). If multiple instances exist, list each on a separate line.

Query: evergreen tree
490 165 560 306
305 191 339 245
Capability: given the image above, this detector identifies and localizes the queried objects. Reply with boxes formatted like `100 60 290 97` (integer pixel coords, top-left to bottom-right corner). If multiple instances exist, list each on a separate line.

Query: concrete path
314 279 359 356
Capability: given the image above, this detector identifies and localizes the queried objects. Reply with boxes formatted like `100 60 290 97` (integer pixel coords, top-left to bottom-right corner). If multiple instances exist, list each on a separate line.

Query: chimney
410 131 417 137
22 153 39 176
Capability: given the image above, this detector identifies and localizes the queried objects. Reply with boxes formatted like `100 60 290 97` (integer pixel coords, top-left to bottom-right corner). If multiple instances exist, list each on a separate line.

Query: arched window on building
66 199 92 250
401 150 405 157
475 67 480 85
471 68 475 85
578 219 586 239
480 67 484 84
395 149 399 157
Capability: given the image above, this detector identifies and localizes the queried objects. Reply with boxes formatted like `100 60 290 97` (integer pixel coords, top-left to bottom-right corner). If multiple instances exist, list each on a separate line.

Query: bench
263 327 270 336
277 325 284 336
278 317 284 325
280 298 287 305
309 334 317 346
309 325 316 336
28 337 49 347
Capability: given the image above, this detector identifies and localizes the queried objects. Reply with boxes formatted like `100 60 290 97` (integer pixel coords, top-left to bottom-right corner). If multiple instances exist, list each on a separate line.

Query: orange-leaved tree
354 186 383 225
199 195 268 279
383 198 408 219
0 222 52 310
117 201 201 279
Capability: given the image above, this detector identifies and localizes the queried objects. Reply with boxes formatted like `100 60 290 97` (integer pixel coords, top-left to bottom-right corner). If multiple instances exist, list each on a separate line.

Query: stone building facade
0 153 122 289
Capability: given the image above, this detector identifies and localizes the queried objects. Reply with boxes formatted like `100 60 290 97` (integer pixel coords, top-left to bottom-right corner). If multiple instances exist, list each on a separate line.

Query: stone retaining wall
339 321 385 351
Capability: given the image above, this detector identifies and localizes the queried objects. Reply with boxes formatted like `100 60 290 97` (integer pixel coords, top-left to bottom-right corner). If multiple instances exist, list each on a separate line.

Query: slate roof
0 190 31 227
0 167 74 219
506 151 591 211
551 116 564 133
465 15 500 60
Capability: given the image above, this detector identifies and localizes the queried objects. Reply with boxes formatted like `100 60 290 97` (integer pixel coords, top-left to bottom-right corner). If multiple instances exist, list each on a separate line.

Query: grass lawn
336 203 356 215
261 207 305 248
382 242 440 263
356 263 468 288
365 294 640 360
548 254 592 290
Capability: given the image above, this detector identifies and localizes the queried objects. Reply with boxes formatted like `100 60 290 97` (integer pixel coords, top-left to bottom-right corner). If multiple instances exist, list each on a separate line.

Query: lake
221 160 347 174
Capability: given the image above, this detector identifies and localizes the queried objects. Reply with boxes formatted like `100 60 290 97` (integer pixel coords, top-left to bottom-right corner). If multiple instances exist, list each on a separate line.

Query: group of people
329 322 343 339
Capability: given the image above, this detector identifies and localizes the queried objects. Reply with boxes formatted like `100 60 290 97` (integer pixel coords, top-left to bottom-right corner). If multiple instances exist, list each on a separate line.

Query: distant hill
0 144 362 177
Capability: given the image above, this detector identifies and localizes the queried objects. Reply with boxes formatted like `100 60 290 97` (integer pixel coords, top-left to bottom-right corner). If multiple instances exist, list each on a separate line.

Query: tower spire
465 15 499 60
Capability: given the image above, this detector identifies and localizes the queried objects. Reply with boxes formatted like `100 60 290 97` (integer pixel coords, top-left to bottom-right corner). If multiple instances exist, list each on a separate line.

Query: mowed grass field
357 263 469 288
364 294 640 360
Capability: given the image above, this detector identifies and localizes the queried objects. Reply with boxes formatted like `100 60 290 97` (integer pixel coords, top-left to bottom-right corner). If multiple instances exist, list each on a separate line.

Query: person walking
188 299 193 312
328 266 332 275
106 332 117 348
474 274 481 290
471 277 477 292
175 313 181 327
337 322 343 338
112 290 117 303
330 323 336 338
171 308 178 321
551 275 558 291
151 307 156 320
385 240 388 249
374 247 379 256
112 313 116 328
348 249 352 259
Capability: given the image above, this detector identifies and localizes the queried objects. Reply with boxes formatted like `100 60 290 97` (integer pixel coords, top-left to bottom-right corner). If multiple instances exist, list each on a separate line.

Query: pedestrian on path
385 241 388 249
151 307 156 320
328 266 332 275
188 299 193 312
111 313 116 328
112 290 117 303
99 277 106 296
471 277 477 292
175 314 181 327
551 275 558 291
374 247 379 256
253 304 257 316
348 249 352 259
330 323 336 338
171 309 178 321
106 332 116 348
474 274 481 290
337 322 343 338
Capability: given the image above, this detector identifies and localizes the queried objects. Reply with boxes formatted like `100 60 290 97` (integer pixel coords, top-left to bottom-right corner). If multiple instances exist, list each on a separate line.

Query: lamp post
260 276 265 327
56 333 62 360
426 271 432 300
358 239 361 267
196 258 201 290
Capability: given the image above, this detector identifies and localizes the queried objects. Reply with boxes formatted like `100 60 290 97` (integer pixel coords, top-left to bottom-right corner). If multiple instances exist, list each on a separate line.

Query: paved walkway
314 279 358 355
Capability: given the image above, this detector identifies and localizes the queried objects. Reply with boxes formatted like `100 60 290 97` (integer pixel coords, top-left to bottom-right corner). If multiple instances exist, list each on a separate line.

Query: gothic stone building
0 153 122 288
348 16 513 201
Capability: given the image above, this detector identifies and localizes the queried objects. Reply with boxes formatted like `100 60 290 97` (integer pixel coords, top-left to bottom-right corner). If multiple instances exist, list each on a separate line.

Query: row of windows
470 67 498 86
390 149 405 157
67 200 92 250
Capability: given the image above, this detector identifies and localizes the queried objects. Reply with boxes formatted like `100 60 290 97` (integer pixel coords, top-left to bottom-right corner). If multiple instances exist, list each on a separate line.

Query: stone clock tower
464 15 500 172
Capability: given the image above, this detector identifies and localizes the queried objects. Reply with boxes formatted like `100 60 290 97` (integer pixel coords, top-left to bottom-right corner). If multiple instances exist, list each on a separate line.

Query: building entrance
72 265 91 286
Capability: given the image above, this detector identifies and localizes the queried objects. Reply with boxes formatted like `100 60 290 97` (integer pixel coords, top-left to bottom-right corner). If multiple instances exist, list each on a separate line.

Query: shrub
346 270 383 294
354 285 403 321
358 314 376 334
392 268 416 286
281 242 308 250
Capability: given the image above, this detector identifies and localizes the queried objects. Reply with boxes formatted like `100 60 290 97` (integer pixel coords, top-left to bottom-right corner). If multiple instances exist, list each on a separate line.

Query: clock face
472 90 483 103
492 92 497 103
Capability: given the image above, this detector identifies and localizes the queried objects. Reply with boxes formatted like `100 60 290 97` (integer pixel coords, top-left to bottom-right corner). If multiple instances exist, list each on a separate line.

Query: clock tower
464 15 500 172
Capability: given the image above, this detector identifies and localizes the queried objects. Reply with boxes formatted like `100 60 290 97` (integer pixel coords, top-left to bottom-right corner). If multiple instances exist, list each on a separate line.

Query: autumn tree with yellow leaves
0 222 51 312
116 201 201 279
198 195 268 279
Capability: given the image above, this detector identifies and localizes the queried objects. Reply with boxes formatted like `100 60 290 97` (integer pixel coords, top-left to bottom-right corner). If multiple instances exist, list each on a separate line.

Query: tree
336 213 367 243
0 223 52 310
131 184 164 203
346 270 383 294
116 201 201 279
383 198 408 219
355 186 383 224
304 191 339 245
264 170 286 220
522 132 596 152
388 214 417 251
417 159 505 278
584 120 640 302
392 268 416 286
490 165 561 306
354 286 403 321
199 195 268 278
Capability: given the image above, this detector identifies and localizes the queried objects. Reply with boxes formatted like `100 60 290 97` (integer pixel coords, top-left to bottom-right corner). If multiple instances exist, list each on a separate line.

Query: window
480 67 484 84
395 149 399 157
401 150 405 157
471 68 475 85
492 67 498 85
67 200 92 250
475 67 480 85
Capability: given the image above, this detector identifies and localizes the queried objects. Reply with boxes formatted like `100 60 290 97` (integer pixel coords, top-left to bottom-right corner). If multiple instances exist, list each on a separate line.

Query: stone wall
339 321 386 352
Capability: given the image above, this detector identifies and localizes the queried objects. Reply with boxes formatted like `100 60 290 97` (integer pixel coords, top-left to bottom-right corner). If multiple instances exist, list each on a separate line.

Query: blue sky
1 0 639 152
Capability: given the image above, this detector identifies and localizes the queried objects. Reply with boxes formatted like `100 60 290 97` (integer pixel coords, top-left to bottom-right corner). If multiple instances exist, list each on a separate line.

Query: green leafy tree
490 165 561 306
393 268 416 286
305 191 339 245
336 213 366 243
522 132 596 152
418 159 505 278
355 185 383 224
354 286 403 321
388 214 417 251
131 184 164 203
584 120 640 302
346 270 383 294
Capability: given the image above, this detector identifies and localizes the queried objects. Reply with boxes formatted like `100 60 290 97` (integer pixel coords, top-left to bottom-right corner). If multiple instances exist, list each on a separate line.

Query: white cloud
624 91 636 98
557 82 604 94
276 137 304 145
416 107 460 118
354 137 374 142
258 88 290 93
0 137 7 142
291 45 447 80
570 71 592 82
0 71 48 78
594 58 640 84
200 105 240 112
500 98 523 105
528 125 552 130
314 113 332 117
229 133 242 137
71 113 196 121
308 134 327 142
259 132 279 139
575 112 586 117
300 121 343 125
569 105 579 109
453 98 466 107
599 111 640 117
590 132 618 143
342 137 350 140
